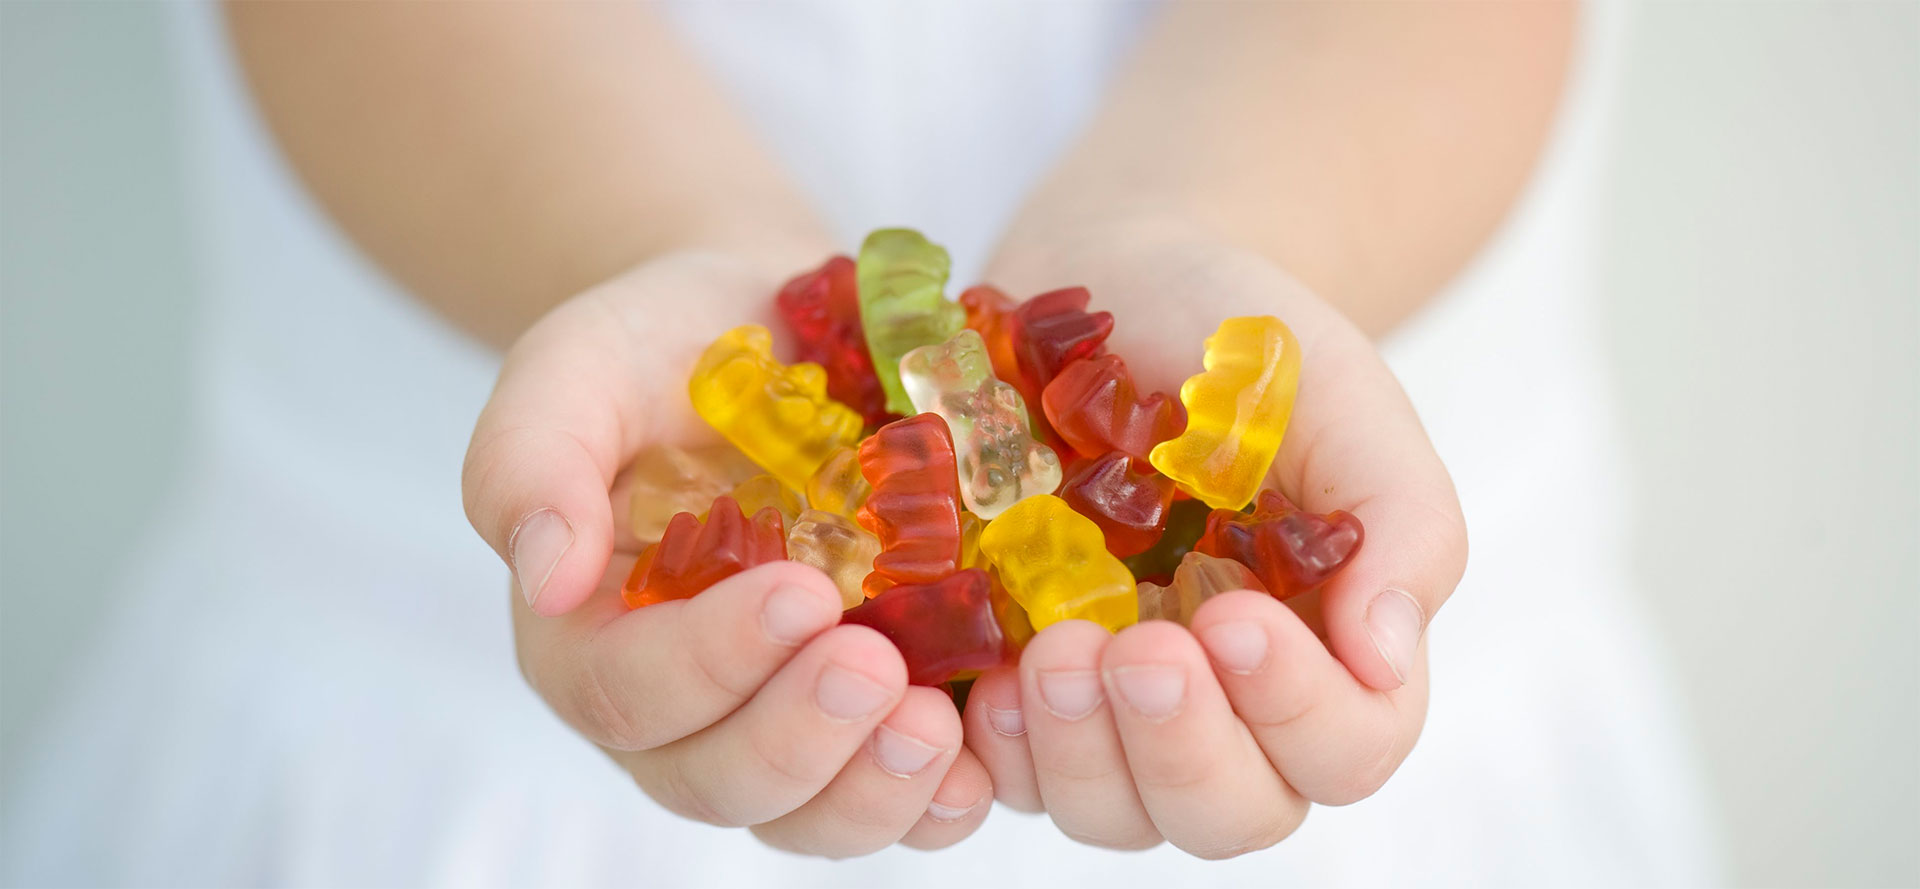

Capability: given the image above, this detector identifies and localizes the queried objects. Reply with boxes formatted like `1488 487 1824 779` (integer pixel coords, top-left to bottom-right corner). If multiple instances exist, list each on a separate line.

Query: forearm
226 1 831 347
992 0 1576 336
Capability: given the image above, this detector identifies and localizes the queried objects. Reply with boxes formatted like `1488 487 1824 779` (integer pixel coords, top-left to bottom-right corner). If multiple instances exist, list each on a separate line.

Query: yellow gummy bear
1148 316 1301 510
689 325 864 492
978 495 1137 632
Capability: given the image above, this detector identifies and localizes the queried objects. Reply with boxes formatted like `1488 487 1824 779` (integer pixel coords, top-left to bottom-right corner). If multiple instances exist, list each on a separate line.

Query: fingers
619 624 907 827
1276 316 1469 690
1100 620 1310 859
898 746 995 850
1191 591 1429 805
462 255 777 616
749 686 970 857
961 667 1043 812
514 561 845 751
1017 622 1161 850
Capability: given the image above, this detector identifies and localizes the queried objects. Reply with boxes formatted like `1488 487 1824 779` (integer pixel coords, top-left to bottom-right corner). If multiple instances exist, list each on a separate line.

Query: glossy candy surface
623 495 787 609
804 445 871 520
1149 316 1301 510
1012 288 1115 408
855 414 964 598
775 255 890 425
1042 354 1186 462
841 569 1005 686
901 329 1062 519
1136 551 1268 625
715 474 805 530
1196 489 1365 599
1058 451 1177 558
978 494 1137 631
786 509 882 610
625 443 760 544
1121 497 1212 585
689 325 864 492
856 229 965 415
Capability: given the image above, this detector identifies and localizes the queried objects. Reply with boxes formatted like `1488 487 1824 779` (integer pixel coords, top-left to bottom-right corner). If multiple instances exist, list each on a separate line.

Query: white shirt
2 2 1715 885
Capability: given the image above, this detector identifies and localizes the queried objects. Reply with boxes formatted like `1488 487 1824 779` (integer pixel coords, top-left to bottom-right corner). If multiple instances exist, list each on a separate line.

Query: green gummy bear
856 228 965 415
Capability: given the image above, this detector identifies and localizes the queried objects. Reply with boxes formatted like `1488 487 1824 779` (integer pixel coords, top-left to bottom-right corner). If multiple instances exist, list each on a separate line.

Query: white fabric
2 2 1717 886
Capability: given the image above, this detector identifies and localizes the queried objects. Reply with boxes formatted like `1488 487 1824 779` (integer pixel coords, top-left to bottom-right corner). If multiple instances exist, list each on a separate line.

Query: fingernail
510 508 573 609
815 663 892 722
985 704 1026 736
1036 669 1103 721
1199 621 1269 674
1108 665 1186 722
925 798 979 823
871 724 944 778
1365 588 1425 686
761 583 832 645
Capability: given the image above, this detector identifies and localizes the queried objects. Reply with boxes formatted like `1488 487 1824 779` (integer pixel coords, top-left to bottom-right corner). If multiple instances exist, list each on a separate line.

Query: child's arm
228 3 987 856
961 1 1573 855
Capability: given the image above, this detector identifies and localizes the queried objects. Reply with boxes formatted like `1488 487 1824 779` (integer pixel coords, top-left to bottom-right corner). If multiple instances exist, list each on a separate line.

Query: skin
229 0 1572 860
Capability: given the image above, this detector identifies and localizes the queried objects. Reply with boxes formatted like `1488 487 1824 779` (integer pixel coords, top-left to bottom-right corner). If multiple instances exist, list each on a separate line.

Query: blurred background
2 2 1914 886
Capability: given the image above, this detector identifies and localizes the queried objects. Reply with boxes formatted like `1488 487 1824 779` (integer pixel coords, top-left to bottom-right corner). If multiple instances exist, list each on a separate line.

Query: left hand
960 218 1469 858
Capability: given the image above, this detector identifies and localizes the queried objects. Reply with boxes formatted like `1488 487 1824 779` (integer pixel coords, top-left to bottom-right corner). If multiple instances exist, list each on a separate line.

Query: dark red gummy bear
1041 354 1187 462
1195 490 1365 599
622 495 787 608
1011 287 1114 406
855 414 963 598
842 569 1005 686
775 255 891 425
1058 451 1178 558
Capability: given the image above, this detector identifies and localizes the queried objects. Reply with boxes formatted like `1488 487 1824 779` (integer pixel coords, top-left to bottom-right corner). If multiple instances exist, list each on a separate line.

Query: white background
3 2 1915 886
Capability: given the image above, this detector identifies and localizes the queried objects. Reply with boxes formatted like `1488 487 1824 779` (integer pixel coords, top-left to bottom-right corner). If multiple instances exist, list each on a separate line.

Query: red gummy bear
855 414 963 598
1058 451 1178 558
842 569 1006 686
1195 490 1365 599
775 255 890 426
622 495 787 609
1041 354 1187 462
1012 287 1114 406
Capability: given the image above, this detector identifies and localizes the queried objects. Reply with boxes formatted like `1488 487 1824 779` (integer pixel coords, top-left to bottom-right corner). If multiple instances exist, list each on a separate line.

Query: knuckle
643 756 738 827
1057 823 1162 851
1180 806 1306 860
1126 751 1217 794
747 719 830 790
1034 756 1126 785
573 653 651 752
1320 729 1405 806
680 619 763 704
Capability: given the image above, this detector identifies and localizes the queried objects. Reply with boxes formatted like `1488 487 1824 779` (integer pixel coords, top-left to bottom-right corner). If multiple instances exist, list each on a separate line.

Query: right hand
461 251 994 857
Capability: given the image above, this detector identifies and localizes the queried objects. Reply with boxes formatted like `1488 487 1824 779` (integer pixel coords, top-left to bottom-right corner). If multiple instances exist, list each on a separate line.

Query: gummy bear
1121 497 1212 584
786 509 882 610
1195 489 1364 599
1057 451 1177 558
989 576 1036 656
900 329 1062 519
855 414 963 598
689 325 865 493
959 285 1024 396
978 494 1137 631
804 445 871 520
1148 316 1301 510
856 229 965 415
625 443 761 544
775 255 891 425
622 495 787 609
1042 355 1187 462
958 512 987 571
1136 551 1268 626
712 474 805 532
1013 288 1114 397
841 569 1005 686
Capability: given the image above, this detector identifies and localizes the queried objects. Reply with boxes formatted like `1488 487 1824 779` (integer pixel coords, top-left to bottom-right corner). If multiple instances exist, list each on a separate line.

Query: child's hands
962 222 1469 857
462 252 993 857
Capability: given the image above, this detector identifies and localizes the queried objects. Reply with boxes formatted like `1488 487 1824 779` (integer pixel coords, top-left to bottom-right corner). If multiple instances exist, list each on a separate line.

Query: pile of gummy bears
622 229 1363 689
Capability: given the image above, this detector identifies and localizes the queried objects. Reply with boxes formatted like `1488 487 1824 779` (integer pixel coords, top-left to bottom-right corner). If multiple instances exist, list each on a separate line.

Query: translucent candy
900 329 1062 519
625 443 760 544
713 474 805 533
622 495 786 609
1136 551 1267 626
978 494 1137 631
1149 317 1301 510
786 509 882 610
689 325 864 492
804 445 871 520
856 229 965 415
